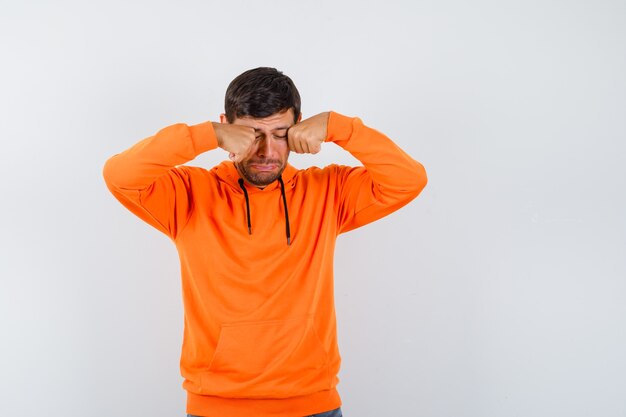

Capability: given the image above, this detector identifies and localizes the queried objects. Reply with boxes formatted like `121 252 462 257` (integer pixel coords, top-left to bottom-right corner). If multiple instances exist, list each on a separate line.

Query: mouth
249 163 279 172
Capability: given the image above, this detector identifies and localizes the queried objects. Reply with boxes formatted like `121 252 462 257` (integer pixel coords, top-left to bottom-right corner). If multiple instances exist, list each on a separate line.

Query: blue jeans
187 406 342 417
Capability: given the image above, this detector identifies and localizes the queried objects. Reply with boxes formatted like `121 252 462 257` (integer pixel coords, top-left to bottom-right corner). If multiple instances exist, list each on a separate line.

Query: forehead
234 109 294 131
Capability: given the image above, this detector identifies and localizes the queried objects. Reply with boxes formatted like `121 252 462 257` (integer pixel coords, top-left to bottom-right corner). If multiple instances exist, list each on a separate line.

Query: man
103 67 427 417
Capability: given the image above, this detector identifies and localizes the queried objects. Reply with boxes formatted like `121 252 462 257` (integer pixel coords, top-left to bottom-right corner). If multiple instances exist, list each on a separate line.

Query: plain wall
1 0 625 416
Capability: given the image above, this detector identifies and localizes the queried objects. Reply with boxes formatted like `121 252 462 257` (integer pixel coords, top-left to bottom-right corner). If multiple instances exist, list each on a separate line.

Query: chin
250 173 280 186
251 168 285 186
237 162 286 187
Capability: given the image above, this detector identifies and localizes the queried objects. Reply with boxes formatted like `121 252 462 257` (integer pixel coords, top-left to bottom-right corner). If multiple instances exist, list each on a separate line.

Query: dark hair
224 67 301 123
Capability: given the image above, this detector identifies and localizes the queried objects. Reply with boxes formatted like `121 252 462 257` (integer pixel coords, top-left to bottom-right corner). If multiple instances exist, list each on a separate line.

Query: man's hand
212 122 256 162
287 112 329 154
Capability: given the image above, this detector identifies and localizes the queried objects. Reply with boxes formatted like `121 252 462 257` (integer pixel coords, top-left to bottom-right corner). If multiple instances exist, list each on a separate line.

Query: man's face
222 109 300 188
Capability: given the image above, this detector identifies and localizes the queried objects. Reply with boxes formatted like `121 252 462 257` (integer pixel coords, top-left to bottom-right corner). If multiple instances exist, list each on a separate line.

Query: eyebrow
254 126 290 133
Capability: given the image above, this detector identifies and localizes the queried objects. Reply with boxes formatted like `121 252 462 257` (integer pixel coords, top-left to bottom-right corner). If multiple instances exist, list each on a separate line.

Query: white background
1 1 625 416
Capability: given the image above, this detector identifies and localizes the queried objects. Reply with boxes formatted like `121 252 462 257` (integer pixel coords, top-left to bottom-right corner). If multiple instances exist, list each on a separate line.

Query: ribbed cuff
189 121 219 155
326 111 354 143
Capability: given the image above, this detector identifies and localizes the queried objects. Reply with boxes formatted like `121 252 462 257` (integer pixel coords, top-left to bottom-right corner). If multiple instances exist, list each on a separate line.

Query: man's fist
287 112 329 154
212 122 256 162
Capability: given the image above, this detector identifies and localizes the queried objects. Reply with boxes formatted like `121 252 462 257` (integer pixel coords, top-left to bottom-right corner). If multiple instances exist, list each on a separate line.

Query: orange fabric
103 111 427 417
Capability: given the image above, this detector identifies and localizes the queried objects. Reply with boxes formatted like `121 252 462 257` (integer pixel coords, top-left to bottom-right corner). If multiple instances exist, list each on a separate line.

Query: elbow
102 154 122 190
407 161 428 198
417 162 428 193
380 161 427 206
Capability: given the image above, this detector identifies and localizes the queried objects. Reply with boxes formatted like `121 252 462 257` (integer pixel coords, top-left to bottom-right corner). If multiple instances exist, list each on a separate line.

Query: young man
103 67 427 417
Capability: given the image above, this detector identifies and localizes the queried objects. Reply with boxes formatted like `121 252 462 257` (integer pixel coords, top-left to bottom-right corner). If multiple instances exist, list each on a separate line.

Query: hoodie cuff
189 121 219 155
326 111 354 143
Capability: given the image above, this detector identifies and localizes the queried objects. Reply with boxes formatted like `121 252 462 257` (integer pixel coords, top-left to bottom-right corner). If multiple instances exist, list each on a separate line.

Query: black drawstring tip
248 226 252 235
287 237 291 245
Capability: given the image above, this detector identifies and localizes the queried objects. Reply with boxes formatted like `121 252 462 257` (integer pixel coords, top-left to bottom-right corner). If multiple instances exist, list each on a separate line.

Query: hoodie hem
186 388 341 417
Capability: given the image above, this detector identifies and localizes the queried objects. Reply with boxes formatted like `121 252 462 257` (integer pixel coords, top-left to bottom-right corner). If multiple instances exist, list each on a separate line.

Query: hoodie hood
212 160 297 245
213 160 298 194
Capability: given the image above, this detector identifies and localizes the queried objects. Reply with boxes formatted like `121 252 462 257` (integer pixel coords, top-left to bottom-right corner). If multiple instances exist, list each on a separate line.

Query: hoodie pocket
199 315 330 399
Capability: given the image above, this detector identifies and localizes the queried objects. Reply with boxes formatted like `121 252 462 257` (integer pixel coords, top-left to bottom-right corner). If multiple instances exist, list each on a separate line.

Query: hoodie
103 111 427 417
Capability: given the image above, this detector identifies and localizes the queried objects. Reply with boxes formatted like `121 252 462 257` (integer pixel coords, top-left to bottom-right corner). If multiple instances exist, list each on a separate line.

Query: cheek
276 141 290 159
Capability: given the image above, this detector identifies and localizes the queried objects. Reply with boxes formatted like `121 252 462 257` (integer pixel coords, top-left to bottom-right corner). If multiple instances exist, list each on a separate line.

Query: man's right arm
102 121 218 238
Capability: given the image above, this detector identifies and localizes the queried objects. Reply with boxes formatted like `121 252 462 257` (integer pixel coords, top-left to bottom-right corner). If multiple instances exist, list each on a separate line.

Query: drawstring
238 178 252 235
278 176 291 245
237 176 291 246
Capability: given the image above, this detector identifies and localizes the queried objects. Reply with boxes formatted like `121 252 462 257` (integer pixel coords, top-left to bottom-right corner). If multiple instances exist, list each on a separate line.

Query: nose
256 136 275 158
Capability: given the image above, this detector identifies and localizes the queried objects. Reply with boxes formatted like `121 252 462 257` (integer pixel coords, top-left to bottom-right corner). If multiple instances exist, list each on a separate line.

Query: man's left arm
288 111 428 233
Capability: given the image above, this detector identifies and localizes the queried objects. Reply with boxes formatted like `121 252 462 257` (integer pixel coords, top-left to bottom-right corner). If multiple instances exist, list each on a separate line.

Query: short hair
224 67 301 124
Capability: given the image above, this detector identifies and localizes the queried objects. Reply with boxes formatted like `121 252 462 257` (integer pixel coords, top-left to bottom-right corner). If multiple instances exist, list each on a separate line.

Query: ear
219 113 228 123
297 113 302 123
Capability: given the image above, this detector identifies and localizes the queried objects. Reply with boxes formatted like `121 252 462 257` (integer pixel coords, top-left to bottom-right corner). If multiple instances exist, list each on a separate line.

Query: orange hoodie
103 111 427 417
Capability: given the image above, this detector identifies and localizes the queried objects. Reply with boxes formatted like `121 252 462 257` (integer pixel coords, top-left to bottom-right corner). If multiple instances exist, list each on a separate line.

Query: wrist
211 122 224 148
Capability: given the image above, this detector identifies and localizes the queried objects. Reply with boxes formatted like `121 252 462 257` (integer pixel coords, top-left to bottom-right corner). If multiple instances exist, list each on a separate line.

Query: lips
249 163 278 171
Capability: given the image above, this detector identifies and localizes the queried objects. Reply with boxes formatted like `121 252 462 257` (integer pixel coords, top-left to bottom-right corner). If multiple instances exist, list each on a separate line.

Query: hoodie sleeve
102 121 219 239
326 111 428 234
